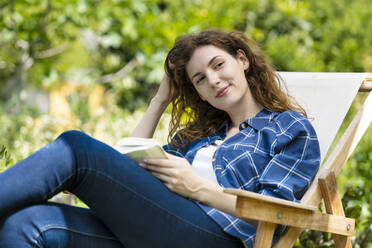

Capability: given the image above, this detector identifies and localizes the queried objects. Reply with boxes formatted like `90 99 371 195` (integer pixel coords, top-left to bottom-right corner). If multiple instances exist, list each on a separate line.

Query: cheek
237 70 248 84
193 86 207 101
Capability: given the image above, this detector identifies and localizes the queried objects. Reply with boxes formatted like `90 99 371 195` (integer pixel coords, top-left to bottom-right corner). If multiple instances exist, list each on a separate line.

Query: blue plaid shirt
163 108 320 247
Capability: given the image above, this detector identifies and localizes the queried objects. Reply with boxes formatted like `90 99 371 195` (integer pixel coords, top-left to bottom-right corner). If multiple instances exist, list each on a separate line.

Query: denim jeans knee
0 203 124 248
0 204 49 247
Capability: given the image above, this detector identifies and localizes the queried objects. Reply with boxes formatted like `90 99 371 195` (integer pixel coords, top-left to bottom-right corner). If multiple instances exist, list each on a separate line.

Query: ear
236 49 250 71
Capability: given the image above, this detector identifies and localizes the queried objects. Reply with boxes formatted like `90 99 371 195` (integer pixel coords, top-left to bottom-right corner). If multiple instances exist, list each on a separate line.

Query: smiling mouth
215 85 230 98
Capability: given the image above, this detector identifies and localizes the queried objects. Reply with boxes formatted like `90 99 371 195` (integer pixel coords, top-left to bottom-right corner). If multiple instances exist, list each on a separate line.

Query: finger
164 183 175 191
150 171 174 184
144 152 183 165
143 158 174 167
145 164 173 175
167 60 175 70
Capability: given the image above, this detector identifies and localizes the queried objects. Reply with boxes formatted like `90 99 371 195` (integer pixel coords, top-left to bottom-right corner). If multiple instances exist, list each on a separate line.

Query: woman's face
186 45 251 113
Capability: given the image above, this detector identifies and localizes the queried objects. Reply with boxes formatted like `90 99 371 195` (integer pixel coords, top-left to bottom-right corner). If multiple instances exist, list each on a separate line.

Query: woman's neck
228 101 263 128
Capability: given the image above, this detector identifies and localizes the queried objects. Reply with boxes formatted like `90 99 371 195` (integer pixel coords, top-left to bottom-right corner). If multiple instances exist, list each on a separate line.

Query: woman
0 30 320 248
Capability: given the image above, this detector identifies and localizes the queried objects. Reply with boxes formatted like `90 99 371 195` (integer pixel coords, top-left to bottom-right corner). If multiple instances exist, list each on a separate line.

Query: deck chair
224 72 372 248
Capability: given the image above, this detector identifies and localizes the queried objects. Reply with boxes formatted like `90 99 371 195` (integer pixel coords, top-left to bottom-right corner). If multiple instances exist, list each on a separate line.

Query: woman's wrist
130 95 169 138
150 96 170 111
194 181 238 217
194 180 223 203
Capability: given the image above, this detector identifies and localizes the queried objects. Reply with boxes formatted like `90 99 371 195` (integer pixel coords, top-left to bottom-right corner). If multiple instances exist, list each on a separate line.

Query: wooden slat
224 188 317 211
273 228 302 248
319 171 352 248
359 73 372 92
275 86 372 248
254 222 276 248
318 170 346 216
300 90 372 207
235 197 355 236
365 73 372 81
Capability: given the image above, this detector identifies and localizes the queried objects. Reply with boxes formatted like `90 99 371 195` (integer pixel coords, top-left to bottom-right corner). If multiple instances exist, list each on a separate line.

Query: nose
206 71 220 87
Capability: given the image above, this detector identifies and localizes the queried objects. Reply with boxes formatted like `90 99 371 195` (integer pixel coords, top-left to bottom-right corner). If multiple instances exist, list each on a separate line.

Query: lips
215 85 230 98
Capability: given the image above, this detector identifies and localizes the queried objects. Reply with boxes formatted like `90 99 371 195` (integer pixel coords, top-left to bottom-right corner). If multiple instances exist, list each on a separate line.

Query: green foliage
296 186 372 247
0 92 170 173
1 0 372 246
0 145 13 168
3 0 371 108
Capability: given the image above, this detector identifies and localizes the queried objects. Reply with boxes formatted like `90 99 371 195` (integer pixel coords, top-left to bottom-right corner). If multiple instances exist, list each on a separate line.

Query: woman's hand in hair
131 72 172 138
139 153 210 200
153 73 172 105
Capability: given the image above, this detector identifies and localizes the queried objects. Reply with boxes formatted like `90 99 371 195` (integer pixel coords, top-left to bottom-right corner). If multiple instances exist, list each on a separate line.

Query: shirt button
212 157 216 162
241 123 247 129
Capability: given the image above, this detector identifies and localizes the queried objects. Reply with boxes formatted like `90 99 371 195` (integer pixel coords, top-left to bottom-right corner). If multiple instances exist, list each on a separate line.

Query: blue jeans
0 130 243 248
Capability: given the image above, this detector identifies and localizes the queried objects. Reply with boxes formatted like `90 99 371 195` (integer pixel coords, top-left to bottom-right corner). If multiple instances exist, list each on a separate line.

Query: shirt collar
242 108 274 131
215 121 229 140
215 108 274 136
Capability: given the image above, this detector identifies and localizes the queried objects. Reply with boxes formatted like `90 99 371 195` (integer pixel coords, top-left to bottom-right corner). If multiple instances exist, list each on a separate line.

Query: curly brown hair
165 29 306 150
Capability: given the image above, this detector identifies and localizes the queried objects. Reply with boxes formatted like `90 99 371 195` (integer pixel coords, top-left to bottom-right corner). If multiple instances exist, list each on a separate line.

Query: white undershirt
191 140 223 184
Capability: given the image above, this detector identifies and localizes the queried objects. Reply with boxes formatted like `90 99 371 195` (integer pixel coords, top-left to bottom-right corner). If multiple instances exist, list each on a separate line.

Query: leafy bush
1 0 371 246
296 186 372 247
0 145 13 168
0 91 171 172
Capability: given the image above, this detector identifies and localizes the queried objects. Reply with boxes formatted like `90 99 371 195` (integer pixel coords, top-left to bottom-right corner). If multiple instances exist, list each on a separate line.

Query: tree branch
34 43 70 59
99 59 137 83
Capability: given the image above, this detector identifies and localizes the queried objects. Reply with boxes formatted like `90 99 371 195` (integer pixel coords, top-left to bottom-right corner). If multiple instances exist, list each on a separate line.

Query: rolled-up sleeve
162 131 190 158
162 143 185 157
258 112 321 202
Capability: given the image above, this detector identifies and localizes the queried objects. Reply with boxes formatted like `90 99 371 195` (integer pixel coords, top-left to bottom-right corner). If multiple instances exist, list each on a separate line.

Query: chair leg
254 221 276 248
319 170 352 248
272 227 301 248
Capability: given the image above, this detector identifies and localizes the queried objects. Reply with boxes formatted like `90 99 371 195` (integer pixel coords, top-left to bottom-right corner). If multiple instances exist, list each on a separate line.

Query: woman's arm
195 180 237 215
193 179 258 227
131 74 171 138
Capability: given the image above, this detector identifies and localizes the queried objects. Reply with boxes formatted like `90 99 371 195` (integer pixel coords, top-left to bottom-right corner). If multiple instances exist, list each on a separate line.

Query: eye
214 61 224 69
196 76 205 84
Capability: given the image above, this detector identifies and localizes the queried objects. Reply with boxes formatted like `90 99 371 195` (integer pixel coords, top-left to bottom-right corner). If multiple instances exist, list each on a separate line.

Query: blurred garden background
0 0 371 246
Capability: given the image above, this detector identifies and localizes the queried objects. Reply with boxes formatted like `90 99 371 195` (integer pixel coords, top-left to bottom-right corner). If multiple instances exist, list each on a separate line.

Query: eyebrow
191 56 220 81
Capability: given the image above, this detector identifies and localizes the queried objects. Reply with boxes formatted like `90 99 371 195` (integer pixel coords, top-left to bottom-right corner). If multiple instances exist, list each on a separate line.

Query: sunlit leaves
0 145 12 168
1 2 372 246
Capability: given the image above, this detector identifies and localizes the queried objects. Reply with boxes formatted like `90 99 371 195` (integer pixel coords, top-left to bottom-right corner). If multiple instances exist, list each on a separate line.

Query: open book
114 137 167 163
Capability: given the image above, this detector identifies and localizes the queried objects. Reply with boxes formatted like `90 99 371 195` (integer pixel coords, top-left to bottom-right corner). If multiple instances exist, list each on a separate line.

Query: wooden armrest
224 188 317 211
223 188 354 236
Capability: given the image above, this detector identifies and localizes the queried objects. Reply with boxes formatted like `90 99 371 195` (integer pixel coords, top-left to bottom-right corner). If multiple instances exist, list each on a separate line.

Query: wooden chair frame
225 74 372 248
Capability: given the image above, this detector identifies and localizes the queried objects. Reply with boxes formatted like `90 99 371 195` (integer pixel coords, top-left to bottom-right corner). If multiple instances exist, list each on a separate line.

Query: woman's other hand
140 153 209 200
130 71 173 138
152 73 172 105
140 153 242 221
